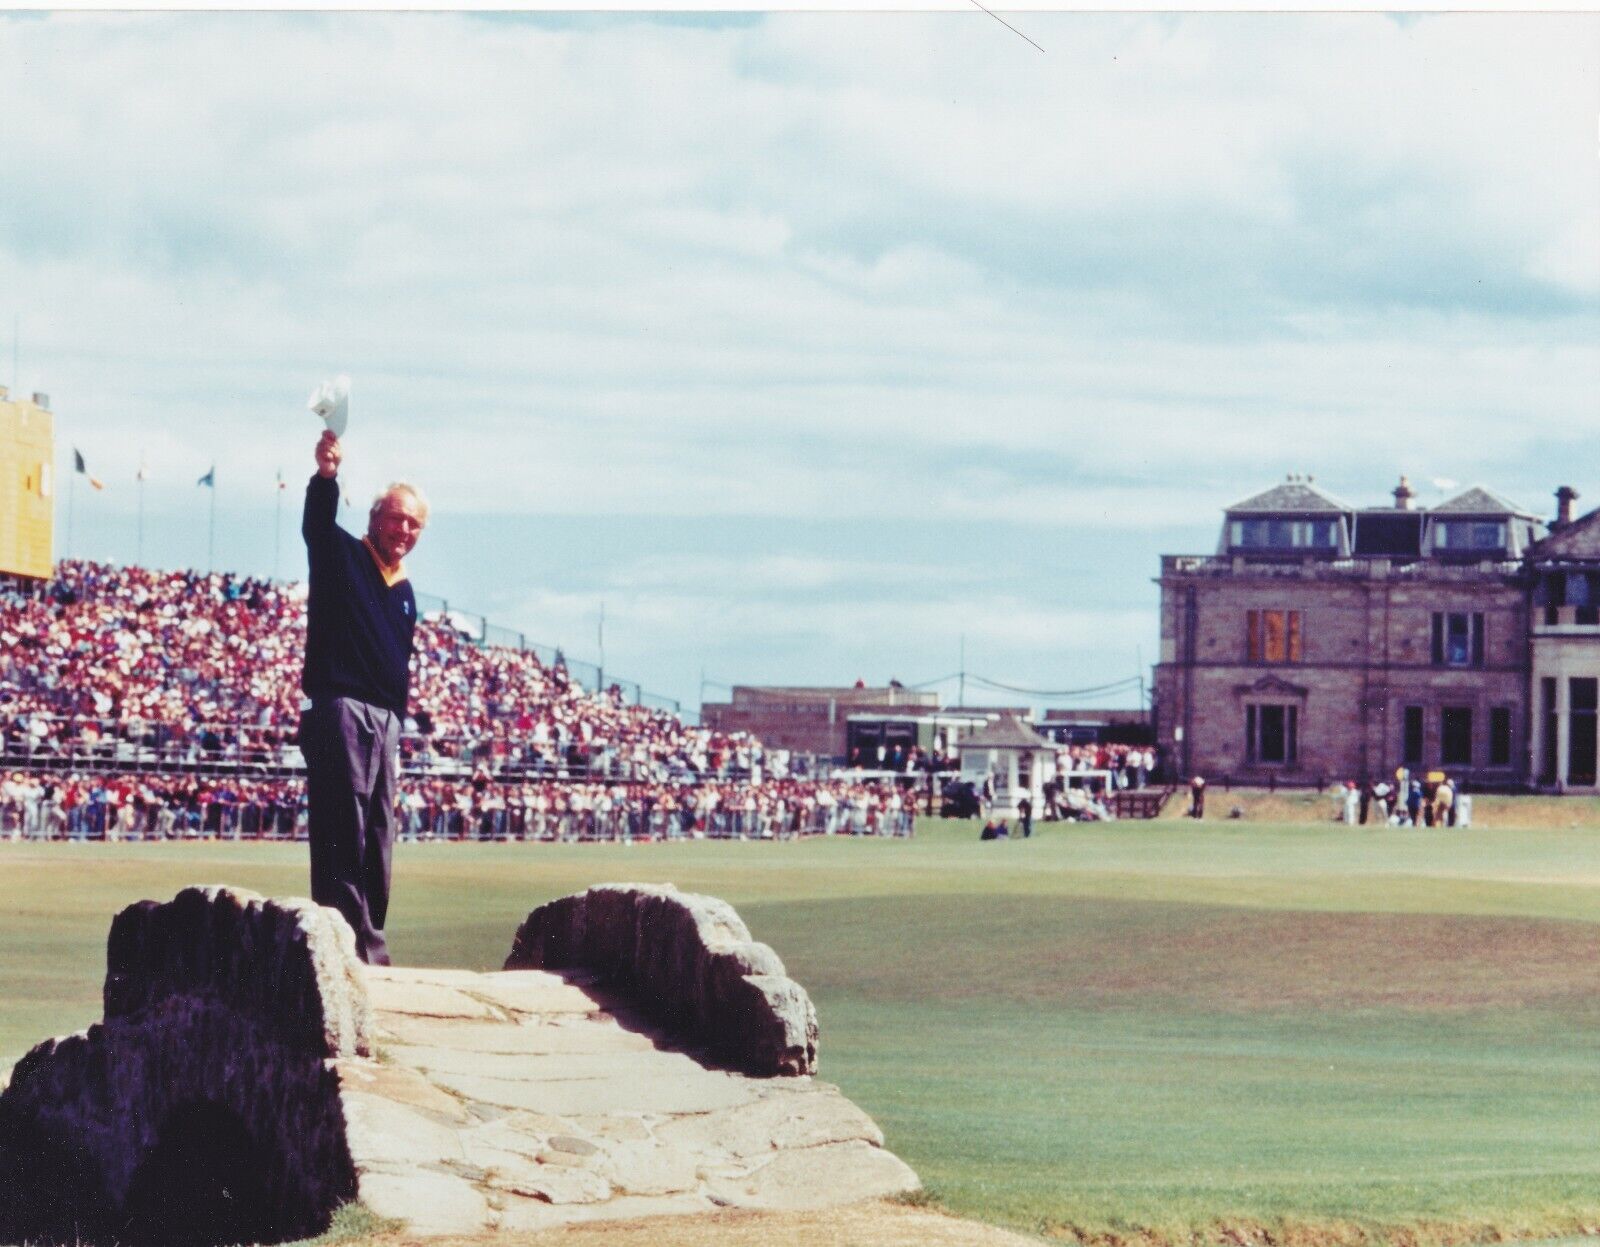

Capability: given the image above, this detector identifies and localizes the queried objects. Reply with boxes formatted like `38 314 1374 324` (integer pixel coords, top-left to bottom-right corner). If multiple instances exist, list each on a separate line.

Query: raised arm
303 431 342 542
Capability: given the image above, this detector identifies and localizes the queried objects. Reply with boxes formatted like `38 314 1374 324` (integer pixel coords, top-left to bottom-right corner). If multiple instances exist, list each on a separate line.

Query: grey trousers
300 697 400 965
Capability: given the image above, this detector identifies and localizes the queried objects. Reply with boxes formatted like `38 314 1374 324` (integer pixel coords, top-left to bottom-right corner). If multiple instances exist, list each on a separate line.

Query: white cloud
1 11 1597 698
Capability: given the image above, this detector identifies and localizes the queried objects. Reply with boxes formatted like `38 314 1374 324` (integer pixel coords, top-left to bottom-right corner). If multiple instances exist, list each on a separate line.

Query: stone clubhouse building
1154 475 1600 792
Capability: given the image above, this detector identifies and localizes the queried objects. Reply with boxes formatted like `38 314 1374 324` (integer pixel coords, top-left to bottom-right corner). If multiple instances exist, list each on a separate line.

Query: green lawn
6 818 1600 1244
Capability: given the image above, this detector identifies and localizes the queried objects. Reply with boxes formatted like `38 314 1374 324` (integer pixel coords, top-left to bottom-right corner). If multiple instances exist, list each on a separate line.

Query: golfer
299 429 428 964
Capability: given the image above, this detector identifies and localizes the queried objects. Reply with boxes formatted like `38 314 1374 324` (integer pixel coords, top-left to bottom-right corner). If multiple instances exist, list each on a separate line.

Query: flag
136 455 148 483
73 447 104 491
276 468 287 491
197 466 215 488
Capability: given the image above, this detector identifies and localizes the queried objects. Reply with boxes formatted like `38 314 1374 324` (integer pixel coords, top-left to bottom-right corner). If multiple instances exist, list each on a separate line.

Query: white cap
308 375 350 438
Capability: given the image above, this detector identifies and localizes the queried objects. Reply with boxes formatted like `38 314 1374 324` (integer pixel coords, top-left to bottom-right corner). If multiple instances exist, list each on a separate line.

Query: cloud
1 11 1596 707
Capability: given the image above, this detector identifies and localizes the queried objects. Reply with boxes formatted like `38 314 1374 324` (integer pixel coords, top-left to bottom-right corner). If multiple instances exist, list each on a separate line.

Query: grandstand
0 558 917 841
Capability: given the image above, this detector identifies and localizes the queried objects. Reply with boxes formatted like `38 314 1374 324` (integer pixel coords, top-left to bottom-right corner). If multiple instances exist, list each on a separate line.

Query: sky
4 11 1598 716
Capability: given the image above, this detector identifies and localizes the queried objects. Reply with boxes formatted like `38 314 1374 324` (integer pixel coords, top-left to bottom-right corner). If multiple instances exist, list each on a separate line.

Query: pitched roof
1528 503 1600 559
957 715 1053 750
1225 479 1354 514
1430 485 1537 518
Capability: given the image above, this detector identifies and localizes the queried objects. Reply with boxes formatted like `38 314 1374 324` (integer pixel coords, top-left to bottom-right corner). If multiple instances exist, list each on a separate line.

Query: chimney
1393 475 1415 511
30 392 49 411
1554 485 1579 529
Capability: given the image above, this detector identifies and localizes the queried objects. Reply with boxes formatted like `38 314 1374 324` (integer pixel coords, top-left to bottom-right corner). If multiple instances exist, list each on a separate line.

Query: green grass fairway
6 818 1600 1245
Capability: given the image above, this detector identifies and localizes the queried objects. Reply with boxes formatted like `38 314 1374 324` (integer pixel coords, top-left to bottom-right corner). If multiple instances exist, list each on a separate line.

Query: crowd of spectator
1055 743 1159 788
0 560 770 781
0 771 915 842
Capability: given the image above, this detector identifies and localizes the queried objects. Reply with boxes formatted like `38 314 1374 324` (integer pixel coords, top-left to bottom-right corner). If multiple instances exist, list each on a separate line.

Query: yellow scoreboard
0 389 54 580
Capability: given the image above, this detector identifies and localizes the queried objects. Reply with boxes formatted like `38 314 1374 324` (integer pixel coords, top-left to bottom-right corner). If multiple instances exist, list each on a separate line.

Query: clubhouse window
1540 677 1558 785
1440 706 1473 767
1430 612 1484 668
1231 518 1339 550
1571 678 1598 786
1434 520 1506 552
1572 574 1600 626
1402 705 1424 766
1245 704 1298 765
1246 609 1302 663
1489 706 1512 767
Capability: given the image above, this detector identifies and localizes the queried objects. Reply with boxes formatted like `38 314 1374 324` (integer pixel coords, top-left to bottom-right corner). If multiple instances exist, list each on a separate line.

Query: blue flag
197 466 215 488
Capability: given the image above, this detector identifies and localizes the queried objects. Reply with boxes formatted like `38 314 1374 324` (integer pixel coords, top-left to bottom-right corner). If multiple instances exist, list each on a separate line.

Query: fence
0 794 915 844
0 714 735 784
417 594 682 716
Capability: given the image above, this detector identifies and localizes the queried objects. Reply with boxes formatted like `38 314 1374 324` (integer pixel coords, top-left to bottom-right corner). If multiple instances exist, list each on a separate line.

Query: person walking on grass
299 428 428 965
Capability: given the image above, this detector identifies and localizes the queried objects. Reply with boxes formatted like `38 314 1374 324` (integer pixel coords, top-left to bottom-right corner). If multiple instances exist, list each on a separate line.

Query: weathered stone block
504 885 818 1077
0 885 371 1245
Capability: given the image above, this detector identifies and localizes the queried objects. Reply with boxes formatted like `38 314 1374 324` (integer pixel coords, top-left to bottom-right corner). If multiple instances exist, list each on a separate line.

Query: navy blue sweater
301 473 417 715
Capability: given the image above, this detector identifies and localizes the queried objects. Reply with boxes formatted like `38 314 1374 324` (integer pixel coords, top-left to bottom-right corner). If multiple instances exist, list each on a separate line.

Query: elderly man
299 429 428 964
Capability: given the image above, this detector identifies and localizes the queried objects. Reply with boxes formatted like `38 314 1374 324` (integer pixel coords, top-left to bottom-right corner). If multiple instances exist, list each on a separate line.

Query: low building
699 687 1040 767
956 715 1056 818
700 685 940 759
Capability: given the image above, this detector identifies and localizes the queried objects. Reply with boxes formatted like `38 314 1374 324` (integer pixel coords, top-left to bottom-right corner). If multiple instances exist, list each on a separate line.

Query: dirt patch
333 1205 1600 1247
345 1201 1040 1247
1044 1213 1600 1247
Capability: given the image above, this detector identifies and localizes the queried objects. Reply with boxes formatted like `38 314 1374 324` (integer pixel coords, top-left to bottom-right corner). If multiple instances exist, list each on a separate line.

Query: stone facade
1155 477 1600 791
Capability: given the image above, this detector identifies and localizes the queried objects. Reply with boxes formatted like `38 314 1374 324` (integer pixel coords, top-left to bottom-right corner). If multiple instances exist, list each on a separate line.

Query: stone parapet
0 885 366 1244
105 884 373 1058
506 883 820 1077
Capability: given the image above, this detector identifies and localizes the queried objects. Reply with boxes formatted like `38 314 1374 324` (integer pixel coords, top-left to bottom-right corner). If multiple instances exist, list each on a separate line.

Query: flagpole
274 470 283 581
137 460 145 567
66 459 75 560
208 472 217 573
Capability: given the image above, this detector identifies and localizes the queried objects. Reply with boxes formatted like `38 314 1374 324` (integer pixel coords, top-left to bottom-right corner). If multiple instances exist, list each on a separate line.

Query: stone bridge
0 883 917 1244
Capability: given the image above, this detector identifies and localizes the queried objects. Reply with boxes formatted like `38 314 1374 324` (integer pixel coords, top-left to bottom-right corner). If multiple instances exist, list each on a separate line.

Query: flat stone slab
366 975 501 1020
702 1139 923 1211
376 1012 660 1055
384 1043 715 1082
339 964 918 1235
359 1166 492 1234
427 1065 766 1116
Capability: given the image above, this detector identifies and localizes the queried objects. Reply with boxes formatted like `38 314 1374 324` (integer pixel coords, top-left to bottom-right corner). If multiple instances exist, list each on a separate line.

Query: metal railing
415 593 678 713
0 795 915 843
0 714 749 782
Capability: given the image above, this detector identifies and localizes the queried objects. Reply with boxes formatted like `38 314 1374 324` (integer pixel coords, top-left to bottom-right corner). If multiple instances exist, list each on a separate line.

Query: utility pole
273 469 288 581
958 634 966 707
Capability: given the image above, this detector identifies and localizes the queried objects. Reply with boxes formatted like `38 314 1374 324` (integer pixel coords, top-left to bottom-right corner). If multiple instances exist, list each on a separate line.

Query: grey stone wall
506 883 820 1077
0 885 368 1245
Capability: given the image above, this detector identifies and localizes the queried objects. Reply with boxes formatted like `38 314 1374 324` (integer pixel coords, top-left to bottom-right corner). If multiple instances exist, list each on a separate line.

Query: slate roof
1430 485 1538 518
1225 479 1355 514
957 715 1053 750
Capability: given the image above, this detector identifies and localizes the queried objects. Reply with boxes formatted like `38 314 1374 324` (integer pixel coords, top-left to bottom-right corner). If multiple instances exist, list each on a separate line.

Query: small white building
956 716 1057 818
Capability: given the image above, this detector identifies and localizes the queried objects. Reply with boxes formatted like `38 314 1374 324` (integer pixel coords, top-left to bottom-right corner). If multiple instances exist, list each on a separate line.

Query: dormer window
1434 520 1505 552
1230 518 1339 550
